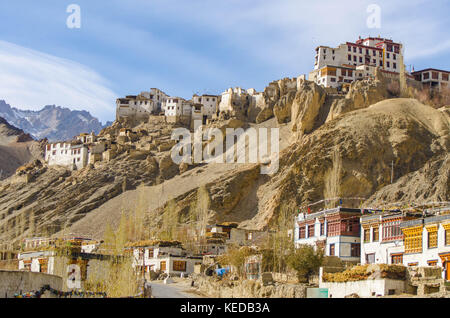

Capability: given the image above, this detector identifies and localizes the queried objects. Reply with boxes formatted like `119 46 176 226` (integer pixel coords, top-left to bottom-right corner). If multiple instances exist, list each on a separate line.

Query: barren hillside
0 74 448 244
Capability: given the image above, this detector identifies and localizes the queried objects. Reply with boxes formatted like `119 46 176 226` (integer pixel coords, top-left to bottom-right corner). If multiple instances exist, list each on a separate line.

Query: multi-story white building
411 68 449 91
310 36 404 88
116 88 169 122
141 88 169 112
192 94 219 119
165 97 192 124
360 210 420 265
294 207 362 263
45 142 88 170
400 211 450 281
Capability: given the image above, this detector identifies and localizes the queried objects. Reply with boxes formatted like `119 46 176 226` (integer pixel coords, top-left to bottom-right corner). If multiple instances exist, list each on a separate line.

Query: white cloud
0 40 117 122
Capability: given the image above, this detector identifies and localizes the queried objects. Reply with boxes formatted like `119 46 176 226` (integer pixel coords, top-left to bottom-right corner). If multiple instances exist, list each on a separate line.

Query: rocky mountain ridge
0 100 109 142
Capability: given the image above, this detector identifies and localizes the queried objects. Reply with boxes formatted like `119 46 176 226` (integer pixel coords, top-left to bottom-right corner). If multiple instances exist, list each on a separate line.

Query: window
348 46 351 52
327 221 340 237
373 59 376 64
382 219 402 241
393 63 397 69
373 227 379 241
308 225 315 237
391 253 403 264
432 72 439 80
423 72 430 80
173 260 187 272
298 226 306 239
330 77 336 82
353 56 356 62
359 57 362 63
403 226 423 254
359 48 362 54
329 244 335 256
393 54 396 60
160 261 166 271
348 54 351 61
353 47 356 53
427 226 438 249
427 260 438 267
351 244 360 257
387 62 390 68
366 253 375 264
320 223 325 236
364 229 370 243
348 70 353 77
147 248 154 258
380 60 383 67
387 53 390 59
373 50 376 56
442 73 449 81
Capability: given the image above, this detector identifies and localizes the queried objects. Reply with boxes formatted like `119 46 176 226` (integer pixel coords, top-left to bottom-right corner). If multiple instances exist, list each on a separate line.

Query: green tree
287 245 324 283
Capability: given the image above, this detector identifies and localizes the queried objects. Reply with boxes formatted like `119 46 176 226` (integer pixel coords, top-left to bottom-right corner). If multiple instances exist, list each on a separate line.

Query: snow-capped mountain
0 100 109 141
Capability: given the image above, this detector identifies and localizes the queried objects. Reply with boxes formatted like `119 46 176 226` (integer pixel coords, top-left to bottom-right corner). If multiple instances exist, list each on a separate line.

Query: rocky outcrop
243 98 450 229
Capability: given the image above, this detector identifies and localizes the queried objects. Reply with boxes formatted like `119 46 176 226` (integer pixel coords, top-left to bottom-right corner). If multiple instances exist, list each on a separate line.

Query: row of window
421 72 449 81
298 219 360 239
404 229 450 254
348 45 380 56
346 54 397 69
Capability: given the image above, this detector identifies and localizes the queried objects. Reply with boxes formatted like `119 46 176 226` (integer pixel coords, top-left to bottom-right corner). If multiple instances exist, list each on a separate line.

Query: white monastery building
310 36 404 88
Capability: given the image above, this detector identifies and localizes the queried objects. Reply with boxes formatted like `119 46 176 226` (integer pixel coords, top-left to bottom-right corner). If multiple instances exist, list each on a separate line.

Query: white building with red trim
310 36 404 88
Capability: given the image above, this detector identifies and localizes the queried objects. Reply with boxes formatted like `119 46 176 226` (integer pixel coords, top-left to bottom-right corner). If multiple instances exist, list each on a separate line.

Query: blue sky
0 0 448 122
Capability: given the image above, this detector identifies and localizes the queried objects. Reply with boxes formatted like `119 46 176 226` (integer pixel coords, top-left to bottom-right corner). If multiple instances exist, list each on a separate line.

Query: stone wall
319 278 406 298
0 270 62 298
192 275 307 298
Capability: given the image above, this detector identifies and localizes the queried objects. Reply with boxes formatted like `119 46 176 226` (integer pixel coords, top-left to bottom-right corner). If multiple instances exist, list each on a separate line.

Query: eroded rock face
290 82 327 135
246 98 450 229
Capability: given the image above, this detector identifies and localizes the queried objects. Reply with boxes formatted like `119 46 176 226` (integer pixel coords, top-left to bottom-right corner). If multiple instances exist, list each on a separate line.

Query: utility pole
390 160 394 184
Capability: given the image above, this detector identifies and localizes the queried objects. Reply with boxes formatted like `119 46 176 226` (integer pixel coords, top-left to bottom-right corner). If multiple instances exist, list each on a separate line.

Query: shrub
286 245 324 283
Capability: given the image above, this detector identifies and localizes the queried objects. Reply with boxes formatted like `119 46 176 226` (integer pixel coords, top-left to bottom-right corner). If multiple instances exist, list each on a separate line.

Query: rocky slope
0 117 42 179
0 75 448 244
0 100 107 141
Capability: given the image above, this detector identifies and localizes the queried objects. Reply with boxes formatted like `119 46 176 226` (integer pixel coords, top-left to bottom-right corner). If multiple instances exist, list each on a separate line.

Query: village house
45 141 88 170
192 94 219 119
360 210 421 265
294 207 362 263
116 88 169 123
17 237 105 290
128 240 202 277
411 68 449 91
164 97 192 125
